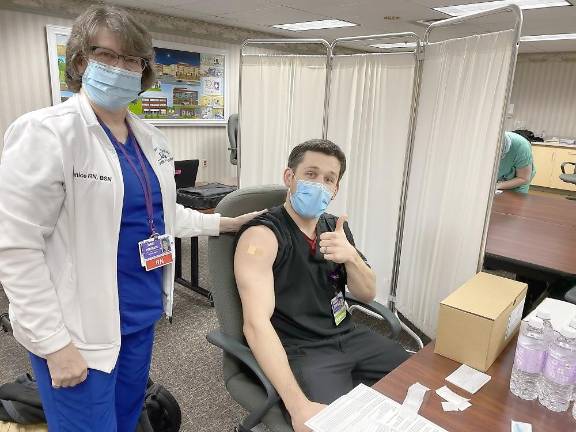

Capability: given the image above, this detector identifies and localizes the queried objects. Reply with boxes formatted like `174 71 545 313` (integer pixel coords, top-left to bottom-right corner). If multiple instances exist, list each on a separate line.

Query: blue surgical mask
82 60 142 111
289 180 333 219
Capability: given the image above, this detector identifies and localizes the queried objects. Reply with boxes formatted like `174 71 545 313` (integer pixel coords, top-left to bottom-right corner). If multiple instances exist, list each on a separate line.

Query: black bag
0 373 181 431
0 374 44 424
176 182 237 210
137 378 182 432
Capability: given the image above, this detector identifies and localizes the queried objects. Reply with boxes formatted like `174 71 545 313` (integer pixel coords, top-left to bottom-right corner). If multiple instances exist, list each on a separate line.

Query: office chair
227 114 238 166
206 185 403 432
559 162 576 200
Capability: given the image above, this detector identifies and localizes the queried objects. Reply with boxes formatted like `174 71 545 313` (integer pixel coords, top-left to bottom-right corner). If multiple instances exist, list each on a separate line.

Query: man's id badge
138 234 174 271
331 291 347 326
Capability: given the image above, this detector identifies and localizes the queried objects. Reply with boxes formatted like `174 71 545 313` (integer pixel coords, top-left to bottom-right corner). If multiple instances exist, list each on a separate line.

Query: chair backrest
174 159 199 189
227 114 239 165
208 185 287 380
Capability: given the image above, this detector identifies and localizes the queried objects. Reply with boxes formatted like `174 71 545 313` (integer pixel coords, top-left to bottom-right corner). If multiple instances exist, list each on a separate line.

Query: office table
491 191 576 228
174 178 238 305
373 340 574 431
174 207 214 304
486 191 576 279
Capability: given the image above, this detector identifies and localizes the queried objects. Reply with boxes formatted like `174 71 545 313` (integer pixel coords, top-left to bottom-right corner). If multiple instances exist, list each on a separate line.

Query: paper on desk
436 386 471 411
511 420 532 432
401 382 429 415
305 384 448 432
446 364 491 394
441 401 460 412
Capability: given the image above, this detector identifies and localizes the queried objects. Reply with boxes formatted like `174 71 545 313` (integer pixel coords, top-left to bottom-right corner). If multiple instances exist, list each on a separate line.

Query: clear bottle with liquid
510 317 547 400
538 326 576 412
536 308 554 344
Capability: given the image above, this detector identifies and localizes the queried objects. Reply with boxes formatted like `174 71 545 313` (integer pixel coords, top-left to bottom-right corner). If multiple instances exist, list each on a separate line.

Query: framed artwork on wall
46 25 229 126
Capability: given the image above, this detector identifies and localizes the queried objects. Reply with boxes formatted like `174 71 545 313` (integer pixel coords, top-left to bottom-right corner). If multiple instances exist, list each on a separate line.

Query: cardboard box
435 272 527 372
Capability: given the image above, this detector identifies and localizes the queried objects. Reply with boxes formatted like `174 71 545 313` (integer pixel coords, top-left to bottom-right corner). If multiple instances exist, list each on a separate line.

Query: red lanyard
98 118 157 237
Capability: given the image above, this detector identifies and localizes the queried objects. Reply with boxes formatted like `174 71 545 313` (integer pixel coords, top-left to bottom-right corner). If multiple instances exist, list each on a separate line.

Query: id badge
138 234 174 271
331 291 347 326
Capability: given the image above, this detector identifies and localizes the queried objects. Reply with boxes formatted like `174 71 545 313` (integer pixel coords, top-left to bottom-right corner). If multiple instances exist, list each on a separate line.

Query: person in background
0 5 261 431
497 131 536 193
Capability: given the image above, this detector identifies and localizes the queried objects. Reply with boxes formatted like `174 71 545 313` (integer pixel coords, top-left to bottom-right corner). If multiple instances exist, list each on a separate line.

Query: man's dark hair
287 139 347 182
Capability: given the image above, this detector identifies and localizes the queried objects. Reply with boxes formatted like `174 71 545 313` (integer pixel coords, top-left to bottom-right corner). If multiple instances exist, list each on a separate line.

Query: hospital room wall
507 52 576 139
0 8 238 182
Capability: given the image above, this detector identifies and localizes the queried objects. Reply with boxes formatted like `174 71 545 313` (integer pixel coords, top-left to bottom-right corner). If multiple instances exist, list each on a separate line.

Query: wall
507 52 576 139
0 8 239 181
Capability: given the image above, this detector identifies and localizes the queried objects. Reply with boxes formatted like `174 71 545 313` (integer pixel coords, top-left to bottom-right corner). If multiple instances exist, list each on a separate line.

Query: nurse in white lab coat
0 4 258 431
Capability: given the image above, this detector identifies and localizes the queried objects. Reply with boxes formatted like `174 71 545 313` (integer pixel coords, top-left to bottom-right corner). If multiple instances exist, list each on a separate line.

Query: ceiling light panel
434 0 571 17
273 19 358 31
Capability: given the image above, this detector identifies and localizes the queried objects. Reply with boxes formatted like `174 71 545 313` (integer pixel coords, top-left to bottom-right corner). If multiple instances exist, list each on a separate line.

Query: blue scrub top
101 122 165 335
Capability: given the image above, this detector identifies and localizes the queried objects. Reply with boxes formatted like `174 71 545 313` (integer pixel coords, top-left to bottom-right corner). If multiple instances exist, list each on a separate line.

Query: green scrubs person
498 131 536 193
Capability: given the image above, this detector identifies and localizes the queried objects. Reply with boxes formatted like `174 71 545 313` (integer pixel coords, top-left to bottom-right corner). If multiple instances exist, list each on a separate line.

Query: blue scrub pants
29 324 155 432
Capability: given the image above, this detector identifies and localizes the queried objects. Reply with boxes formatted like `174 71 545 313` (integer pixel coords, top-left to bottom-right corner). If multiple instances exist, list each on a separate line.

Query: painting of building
47 25 226 122
173 87 198 106
141 94 168 115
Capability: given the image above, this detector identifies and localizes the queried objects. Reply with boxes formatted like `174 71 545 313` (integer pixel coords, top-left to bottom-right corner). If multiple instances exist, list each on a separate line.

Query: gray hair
65 4 156 92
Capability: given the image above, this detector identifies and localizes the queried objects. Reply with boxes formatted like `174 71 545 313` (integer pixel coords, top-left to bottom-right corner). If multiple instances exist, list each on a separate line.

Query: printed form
305 384 448 432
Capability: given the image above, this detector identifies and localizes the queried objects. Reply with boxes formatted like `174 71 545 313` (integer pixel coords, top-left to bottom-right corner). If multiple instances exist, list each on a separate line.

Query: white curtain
239 55 327 187
327 53 416 304
396 30 516 337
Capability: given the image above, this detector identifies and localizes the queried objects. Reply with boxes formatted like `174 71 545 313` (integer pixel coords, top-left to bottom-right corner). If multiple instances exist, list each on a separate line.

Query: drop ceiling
107 0 576 53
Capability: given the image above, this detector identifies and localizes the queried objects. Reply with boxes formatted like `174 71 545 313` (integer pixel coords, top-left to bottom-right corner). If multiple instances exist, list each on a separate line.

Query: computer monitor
174 159 199 189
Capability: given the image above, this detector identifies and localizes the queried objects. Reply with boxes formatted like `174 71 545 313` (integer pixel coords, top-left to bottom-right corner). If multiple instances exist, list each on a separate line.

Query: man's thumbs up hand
319 215 356 264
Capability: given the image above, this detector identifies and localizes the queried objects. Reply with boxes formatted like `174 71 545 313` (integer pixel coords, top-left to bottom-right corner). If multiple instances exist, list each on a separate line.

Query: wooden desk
487 213 576 277
486 192 576 277
373 341 574 431
491 192 576 228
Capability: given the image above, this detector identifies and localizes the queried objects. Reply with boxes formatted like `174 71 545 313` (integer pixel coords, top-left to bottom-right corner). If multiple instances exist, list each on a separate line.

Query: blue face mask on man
82 60 142 111
289 179 334 219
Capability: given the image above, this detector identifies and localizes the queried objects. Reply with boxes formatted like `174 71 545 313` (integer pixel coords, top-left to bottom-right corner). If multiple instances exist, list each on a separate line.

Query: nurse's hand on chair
291 401 326 432
46 343 88 388
319 216 356 264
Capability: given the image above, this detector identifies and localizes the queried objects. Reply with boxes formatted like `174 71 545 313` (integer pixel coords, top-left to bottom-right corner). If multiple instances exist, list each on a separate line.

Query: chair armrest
346 293 402 340
561 162 576 175
207 329 281 429
206 329 279 405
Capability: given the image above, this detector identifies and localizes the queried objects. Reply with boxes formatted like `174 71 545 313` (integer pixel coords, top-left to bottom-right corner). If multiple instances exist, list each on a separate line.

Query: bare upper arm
234 225 279 323
516 164 532 182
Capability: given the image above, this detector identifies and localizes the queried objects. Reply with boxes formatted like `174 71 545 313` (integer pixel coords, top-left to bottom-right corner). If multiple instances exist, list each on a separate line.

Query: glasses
89 46 148 73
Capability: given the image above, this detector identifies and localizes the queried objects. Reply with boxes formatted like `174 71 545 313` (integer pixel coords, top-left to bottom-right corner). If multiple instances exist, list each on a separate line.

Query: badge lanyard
98 118 157 237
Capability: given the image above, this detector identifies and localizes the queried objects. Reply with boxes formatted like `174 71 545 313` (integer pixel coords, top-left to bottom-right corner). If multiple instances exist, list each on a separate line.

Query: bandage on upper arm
246 244 265 256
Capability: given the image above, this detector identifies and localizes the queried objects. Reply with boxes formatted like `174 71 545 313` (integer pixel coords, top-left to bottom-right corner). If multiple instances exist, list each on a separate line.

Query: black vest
237 206 368 344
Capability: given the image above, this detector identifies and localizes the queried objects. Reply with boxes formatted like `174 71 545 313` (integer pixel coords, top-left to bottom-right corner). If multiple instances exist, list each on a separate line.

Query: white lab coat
0 92 220 372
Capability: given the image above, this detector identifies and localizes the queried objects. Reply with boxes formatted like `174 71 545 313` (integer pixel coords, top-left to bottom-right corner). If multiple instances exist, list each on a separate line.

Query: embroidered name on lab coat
154 146 174 166
73 170 112 182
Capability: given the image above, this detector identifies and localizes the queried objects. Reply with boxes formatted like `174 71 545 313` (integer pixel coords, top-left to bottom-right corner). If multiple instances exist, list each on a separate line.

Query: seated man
234 139 409 432
497 131 536 193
